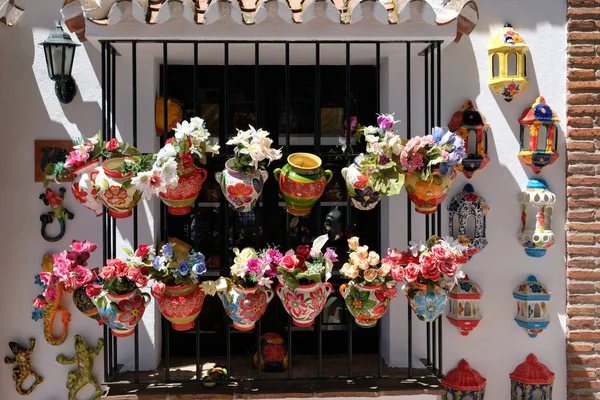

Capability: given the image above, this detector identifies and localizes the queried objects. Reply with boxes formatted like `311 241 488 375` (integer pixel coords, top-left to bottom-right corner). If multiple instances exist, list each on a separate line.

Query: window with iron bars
100 40 445 397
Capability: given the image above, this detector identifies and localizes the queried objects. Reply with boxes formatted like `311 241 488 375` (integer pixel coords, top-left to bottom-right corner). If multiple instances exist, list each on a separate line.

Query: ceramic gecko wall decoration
39 187 74 242
4 338 44 395
56 335 104 400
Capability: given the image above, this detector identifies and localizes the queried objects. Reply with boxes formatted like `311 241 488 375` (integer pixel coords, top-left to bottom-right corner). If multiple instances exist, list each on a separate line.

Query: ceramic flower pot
216 158 269 213
341 156 382 211
94 157 143 219
404 170 457 214
402 280 455 322
159 165 208 215
73 286 100 323
219 285 274 331
71 159 103 217
96 289 151 338
154 283 206 331
276 282 333 327
273 153 332 216
340 282 397 328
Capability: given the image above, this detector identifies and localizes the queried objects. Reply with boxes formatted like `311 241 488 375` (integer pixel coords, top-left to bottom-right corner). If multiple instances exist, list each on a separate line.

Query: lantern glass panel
522 126 530 151
537 126 547 151
533 389 543 400
44 45 53 78
468 130 477 154
465 302 472 317
51 44 65 78
523 53 527 77
466 215 476 238
492 54 499 77
534 304 541 318
64 45 76 77
508 52 518 76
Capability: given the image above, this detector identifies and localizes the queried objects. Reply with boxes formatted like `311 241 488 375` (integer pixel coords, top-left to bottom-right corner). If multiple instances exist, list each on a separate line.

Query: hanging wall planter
510 354 554 400
448 184 489 259
518 96 560 174
94 157 142 219
216 159 269 213
404 170 457 214
340 282 397 328
155 283 206 331
442 359 487 400
513 275 550 338
448 101 490 179
403 280 455 323
159 165 208 215
96 289 151 338
447 275 483 336
274 153 332 216
518 179 555 258
277 282 333 328
488 23 529 102
70 159 103 217
219 285 274 331
342 155 383 211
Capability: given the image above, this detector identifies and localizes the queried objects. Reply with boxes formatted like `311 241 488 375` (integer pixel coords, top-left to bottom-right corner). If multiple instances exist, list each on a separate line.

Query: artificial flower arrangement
400 127 467 214
42 134 141 187
216 126 282 212
343 114 404 210
203 246 280 331
339 236 398 327
87 244 154 337
148 239 211 331
135 117 219 215
385 236 471 322
32 240 98 345
276 234 338 327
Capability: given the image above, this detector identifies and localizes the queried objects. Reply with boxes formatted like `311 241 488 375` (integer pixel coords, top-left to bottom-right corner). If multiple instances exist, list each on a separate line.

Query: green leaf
350 286 360 299
361 299 377 310
102 179 109 189
345 296 353 307
122 248 133 256
359 290 370 301
296 272 322 283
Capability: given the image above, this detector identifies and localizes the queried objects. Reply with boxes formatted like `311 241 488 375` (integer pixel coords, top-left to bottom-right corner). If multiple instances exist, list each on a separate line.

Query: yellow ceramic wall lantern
488 24 529 102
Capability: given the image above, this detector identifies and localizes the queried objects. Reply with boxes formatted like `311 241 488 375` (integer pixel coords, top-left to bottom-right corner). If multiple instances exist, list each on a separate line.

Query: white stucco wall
0 0 566 399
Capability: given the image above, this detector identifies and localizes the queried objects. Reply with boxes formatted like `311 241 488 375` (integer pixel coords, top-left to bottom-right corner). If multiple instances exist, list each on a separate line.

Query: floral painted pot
341 156 382 211
215 158 269 213
154 283 206 331
159 165 207 215
276 282 333 327
96 289 151 337
71 159 102 217
219 285 274 331
274 153 332 216
404 170 457 214
340 282 397 328
402 280 455 322
73 286 100 323
94 157 142 219
253 332 288 372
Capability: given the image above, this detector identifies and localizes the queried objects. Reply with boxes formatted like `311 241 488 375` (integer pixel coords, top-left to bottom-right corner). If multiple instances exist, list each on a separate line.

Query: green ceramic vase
274 153 332 216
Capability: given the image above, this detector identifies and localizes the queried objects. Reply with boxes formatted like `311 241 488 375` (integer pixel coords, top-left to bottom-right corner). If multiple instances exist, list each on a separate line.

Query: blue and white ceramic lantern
518 179 555 258
513 276 551 338
448 184 489 259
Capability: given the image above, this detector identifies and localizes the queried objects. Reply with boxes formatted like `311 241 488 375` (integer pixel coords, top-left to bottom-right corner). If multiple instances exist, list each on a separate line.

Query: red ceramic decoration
441 359 486 392
448 101 490 179
510 354 555 385
159 166 208 215
155 283 206 331
447 275 483 336
518 97 560 174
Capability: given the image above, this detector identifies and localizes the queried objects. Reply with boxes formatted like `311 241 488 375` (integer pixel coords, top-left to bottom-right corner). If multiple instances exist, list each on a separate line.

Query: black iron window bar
100 39 444 392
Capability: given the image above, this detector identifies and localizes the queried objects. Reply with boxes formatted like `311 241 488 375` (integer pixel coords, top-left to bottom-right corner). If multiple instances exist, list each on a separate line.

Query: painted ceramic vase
276 282 333 327
154 283 206 331
94 157 142 219
274 153 333 216
340 282 397 328
253 332 288 372
159 165 208 215
73 286 100 323
404 170 457 214
219 285 274 331
96 289 151 338
341 156 382 211
71 159 103 217
215 158 269 213
402 280 455 322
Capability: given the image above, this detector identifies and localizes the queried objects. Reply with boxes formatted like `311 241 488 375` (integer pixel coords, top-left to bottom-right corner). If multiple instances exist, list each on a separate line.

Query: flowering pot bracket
39 187 74 242
43 284 71 346
4 338 44 395
56 335 104 400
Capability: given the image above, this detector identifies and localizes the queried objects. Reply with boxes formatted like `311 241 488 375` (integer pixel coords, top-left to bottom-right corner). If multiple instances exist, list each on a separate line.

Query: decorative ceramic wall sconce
488 24 529 102
447 275 483 336
448 101 490 178
518 96 560 174
448 184 489 258
4 338 44 395
518 179 555 258
39 187 74 242
442 359 486 399
510 354 554 399
56 335 104 400
513 275 550 338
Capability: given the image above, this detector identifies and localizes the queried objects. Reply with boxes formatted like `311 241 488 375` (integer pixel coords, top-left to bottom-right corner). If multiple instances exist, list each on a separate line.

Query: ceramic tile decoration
518 179 555 258
448 101 490 178
442 359 486 399
510 354 554 399
488 23 529 102
448 184 489 258
513 275 551 338
518 96 560 174
447 275 483 336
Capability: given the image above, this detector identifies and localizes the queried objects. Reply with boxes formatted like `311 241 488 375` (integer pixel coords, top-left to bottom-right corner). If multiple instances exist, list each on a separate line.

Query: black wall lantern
40 23 80 104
